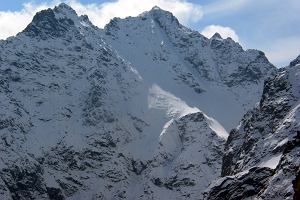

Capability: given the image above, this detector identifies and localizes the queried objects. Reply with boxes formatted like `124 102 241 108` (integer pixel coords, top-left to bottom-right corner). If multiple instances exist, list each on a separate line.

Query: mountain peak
141 5 180 28
148 5 173 17
149 5 168 12
151 5 162 10
56 2 73 10
53 3 78 19
211 32 223 40
290 54 300 67
22 3 80 38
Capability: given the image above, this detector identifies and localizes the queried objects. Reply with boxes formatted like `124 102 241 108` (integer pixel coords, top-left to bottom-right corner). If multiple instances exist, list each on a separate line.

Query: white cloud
0 3 49 39
70 0 203 27
201 25 239 42
0 0 203 40
263 36 300 67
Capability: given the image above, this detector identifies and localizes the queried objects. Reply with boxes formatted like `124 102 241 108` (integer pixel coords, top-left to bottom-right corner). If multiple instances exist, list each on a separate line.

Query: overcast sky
0 0 299 67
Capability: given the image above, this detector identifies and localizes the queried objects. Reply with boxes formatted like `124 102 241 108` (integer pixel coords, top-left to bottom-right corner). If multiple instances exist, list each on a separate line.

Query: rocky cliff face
0 3 283 200
205 56 300 200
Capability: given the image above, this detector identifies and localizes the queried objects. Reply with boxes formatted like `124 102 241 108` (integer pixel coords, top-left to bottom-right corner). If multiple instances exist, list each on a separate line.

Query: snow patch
204 114 229 139
159 119 174 138
148 84 199 118
273 138 288 151
259 154 282 169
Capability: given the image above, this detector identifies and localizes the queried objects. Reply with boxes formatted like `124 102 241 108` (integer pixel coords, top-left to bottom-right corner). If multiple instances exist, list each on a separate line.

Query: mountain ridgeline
0 3 298 200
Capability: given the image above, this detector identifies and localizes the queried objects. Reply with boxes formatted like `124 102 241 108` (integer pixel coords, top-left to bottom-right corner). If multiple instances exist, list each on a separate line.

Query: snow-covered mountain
204 55 300 200
0 3 290 200
103 6 276 130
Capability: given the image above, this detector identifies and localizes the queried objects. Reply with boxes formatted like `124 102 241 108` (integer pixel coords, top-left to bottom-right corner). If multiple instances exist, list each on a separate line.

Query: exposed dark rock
46 187 65 200
205 167 274 200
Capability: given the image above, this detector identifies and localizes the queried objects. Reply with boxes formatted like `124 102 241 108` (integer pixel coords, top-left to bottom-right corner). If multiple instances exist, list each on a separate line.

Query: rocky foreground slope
205 56 300 200
0 3 294 200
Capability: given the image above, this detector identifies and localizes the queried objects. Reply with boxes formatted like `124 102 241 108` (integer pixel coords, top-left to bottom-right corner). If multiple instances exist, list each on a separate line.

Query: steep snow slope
205 55 300 200
103 7 276 130
0 3 277 200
